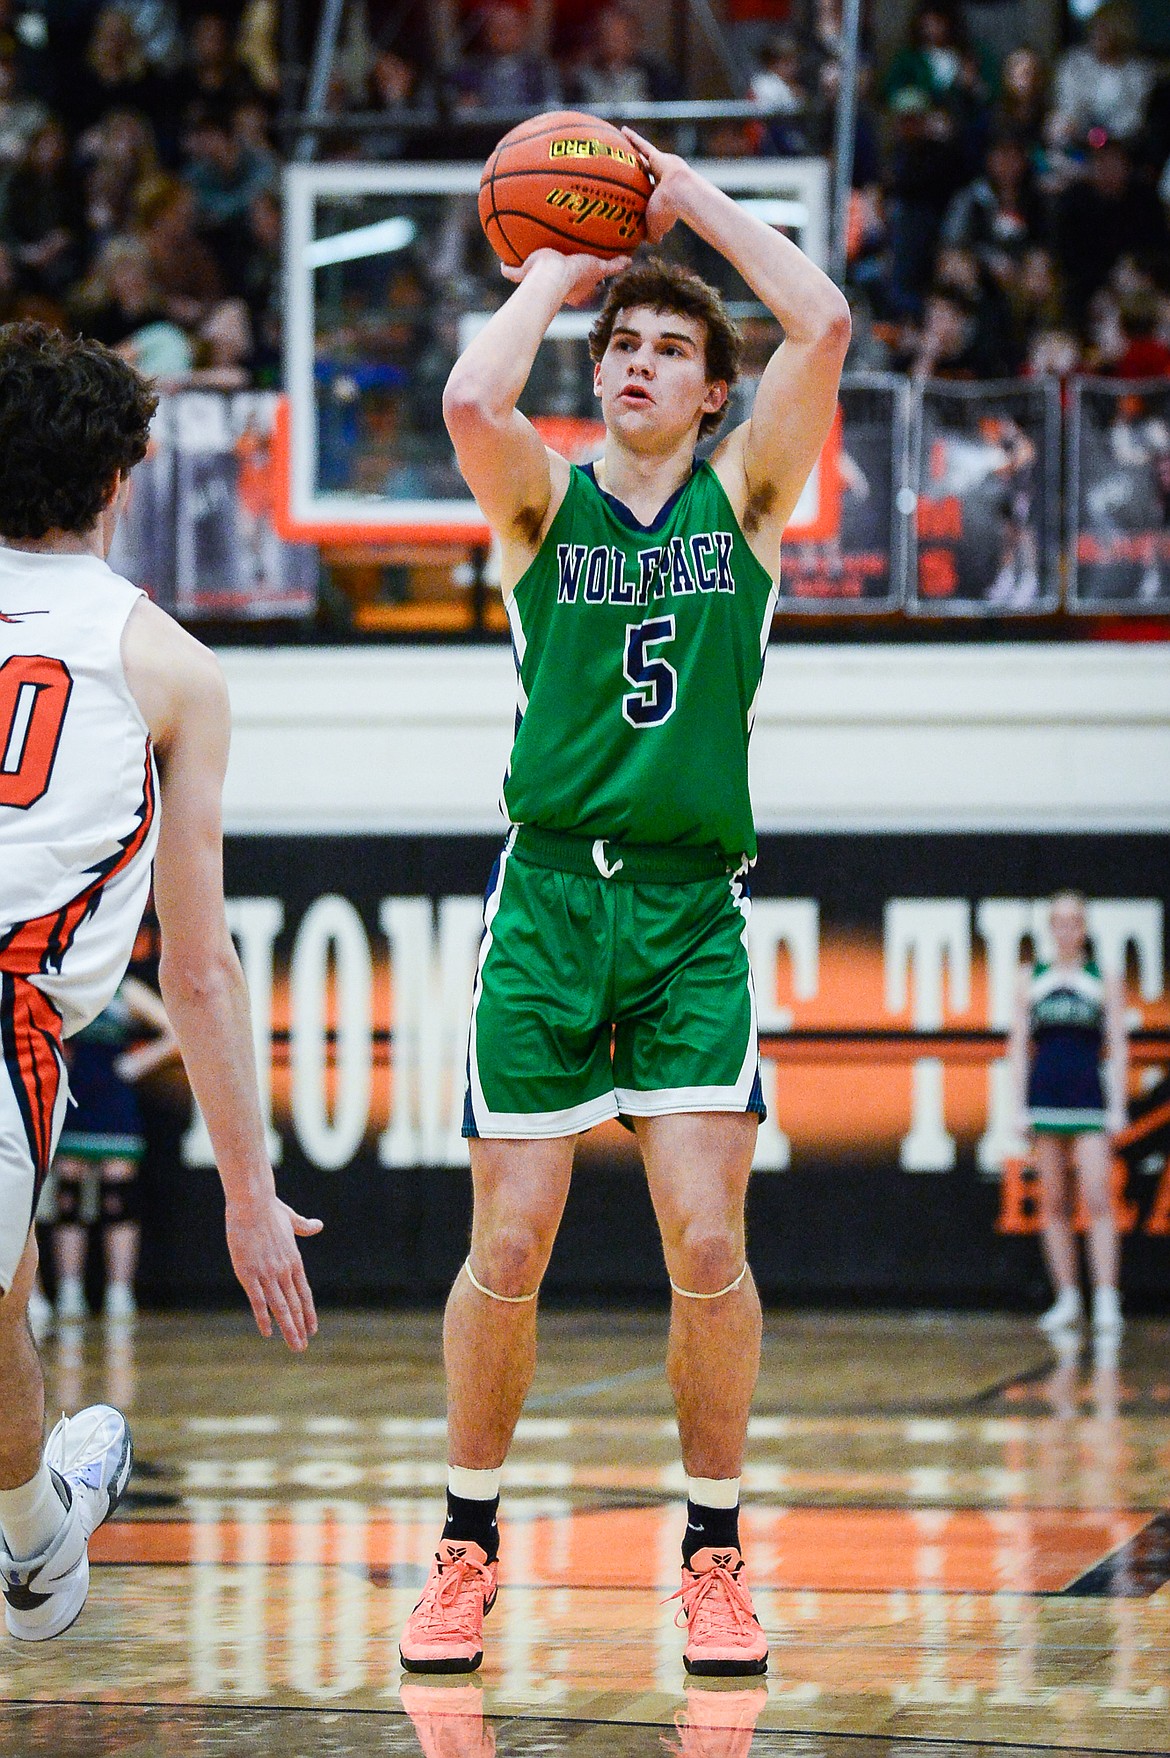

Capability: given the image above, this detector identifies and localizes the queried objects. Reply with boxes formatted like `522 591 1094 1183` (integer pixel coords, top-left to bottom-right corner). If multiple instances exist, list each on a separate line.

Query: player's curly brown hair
588 258 741 440
0 322 157 540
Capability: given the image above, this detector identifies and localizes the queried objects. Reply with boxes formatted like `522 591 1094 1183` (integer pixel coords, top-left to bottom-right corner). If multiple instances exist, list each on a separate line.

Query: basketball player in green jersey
399 129 850 1679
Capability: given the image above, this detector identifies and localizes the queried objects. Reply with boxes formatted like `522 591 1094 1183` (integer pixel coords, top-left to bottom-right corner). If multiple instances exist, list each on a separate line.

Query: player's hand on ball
501 248 631 307
225 1191 323 1352
621 128 690 243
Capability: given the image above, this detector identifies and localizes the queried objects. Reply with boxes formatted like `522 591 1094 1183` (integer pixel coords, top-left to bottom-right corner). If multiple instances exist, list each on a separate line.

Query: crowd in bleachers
2 0 1170 387
0 0 282 383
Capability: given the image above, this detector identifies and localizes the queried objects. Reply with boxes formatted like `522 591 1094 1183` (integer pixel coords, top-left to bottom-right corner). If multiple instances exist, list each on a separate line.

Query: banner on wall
776 374 908 613
907 379 1061 615
1068 379 1170 612
107 392 317 620
137 833 1170 1307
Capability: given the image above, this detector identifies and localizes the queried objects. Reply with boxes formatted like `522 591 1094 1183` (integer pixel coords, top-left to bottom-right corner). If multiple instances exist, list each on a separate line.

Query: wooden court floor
1 1308 1167 1757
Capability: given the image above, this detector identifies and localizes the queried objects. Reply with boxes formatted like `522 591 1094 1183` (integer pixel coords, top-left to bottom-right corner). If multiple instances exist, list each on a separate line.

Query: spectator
0 235 64 325
78 107 159 251
359 48 431 159
231 93 274 156
134 172 224 330
898 280 990 377
748 30 816 155
1 116 86 299
0 45 48 184
1048 0 1153 150
172 8 261 116
883 0 995 159
61 4 172 138
880 94 970 319
0 0 57 108
185 293 252 388
940 132 1045 291
1053 137 1169 326
934 240 1020 371
119 0 184 73
570 4 678 106
879 1 996 319
239 184 281 381
804 0 881 179
1010 245 1070 344
51 977 177 1324
724 0 796 88
237 0 281 99
1083 283 1126 372
994 47 1049 154
808 0 847 65
452 1 560 110
70 233 192 374
181 97 277 285
1026 326 1083 382
1105 290 1170 377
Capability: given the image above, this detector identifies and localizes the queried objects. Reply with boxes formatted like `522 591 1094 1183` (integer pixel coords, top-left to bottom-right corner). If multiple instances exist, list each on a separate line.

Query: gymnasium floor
3 1309 1168 1757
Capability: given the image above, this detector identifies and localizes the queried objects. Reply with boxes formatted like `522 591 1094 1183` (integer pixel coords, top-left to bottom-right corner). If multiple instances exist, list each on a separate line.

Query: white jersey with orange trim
0 547 159 1039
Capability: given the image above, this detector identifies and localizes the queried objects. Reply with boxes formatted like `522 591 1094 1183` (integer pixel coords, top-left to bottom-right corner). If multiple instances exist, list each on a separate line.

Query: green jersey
503 461 777 863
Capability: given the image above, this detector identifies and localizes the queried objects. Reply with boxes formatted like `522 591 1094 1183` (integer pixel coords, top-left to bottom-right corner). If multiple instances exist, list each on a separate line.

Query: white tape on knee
463 1257 540 1304
669 1261 749 1301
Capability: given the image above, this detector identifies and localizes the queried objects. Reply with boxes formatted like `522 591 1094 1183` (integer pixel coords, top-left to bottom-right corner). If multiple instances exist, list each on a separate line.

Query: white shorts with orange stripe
0 973 68 1293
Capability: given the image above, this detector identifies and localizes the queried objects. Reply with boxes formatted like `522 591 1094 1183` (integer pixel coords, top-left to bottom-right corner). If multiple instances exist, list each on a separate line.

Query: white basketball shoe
0 1404 133 1640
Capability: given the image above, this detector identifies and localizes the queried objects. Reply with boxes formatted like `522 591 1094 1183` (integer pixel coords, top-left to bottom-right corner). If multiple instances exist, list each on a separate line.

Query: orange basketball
478 110 651 267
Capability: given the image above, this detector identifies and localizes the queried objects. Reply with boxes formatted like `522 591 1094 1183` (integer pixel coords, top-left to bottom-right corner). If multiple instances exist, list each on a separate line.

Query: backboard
281 157 835 546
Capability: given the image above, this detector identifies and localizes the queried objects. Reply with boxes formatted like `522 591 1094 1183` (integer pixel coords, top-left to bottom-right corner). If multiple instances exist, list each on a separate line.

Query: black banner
132 832 1170 1311
1068 379 1170 612
908 379 1060 614
776 374 907 613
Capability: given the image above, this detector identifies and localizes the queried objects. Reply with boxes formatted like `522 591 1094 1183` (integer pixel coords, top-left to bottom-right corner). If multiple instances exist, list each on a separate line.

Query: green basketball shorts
463 827 766 1139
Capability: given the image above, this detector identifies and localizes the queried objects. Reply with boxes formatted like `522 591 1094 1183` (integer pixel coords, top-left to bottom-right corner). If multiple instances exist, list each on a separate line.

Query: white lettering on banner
975 900 1033 1175
290 896 372 1170
176 888 1163 1177
181 897 283 1168
885 901 972 1172
377 897 482 1168
1086 901 1164 1102
1087 901 1164 1000
747 901 820 1170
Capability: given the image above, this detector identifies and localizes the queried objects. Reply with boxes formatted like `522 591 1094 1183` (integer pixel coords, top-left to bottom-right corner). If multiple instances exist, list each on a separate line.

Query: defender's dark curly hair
588 257 742 440
0 322 158 539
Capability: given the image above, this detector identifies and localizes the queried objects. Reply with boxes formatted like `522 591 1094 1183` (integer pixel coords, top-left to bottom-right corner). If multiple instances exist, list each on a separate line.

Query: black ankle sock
442 1491 500 1563
683 1499 741 1566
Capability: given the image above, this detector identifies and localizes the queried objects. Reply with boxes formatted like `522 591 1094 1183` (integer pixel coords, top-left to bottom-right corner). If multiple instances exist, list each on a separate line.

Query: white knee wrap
463 1257 540 1304
669 1261 749 1301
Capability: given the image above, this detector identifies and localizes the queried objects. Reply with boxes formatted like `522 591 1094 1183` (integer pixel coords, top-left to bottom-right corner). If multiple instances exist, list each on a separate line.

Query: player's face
594 307 726 452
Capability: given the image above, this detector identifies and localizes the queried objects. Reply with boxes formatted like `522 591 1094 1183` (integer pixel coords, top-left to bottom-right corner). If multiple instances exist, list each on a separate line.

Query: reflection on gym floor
0 1311 1166 1756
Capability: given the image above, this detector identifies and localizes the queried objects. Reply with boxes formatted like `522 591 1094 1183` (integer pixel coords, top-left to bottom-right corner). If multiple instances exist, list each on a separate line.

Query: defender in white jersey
0 322 321 1643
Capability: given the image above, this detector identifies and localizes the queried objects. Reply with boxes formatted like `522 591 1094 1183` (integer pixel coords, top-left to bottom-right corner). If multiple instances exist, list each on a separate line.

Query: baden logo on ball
478 110 652 267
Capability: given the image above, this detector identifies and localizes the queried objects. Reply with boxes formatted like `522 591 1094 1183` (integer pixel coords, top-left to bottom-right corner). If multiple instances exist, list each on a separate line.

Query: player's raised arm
622 129 851 564
121 600 322 1351
442 250 628 569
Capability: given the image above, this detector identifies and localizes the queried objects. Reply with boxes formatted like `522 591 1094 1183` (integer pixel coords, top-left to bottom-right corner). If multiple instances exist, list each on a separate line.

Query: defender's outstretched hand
225 1193 323 1352
501 247 631 307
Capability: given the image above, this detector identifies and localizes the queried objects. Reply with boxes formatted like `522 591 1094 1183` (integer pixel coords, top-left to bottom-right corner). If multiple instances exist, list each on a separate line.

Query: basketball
478 110 652 267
